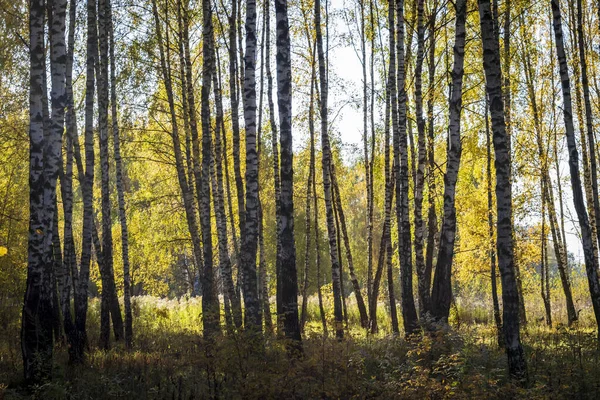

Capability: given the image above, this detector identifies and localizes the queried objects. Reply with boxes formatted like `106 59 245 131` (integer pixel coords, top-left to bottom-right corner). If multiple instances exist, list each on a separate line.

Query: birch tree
395 0 419 335
241 0 262 330
22 0 65 380
315 0 344 338
430 0 466 322
478 0 527 381
107 0 133 348
275 0 301 343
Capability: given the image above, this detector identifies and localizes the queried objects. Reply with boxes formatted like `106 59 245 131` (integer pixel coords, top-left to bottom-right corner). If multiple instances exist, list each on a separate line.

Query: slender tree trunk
540 180 552 327
275 0 301 343
213 56 243 330
387 228 399 335
98 0 124 347
51 200 63 343
264 0 284 328
333 190 348 327
369 0 394 334
485 96 503 348
254 20 273 334
316 0 343 339
424 1 438 310
179 0 206 301
577 0 600 260
368 1 376 305
498 0 525 328
257 202 274 332
405 0 417 191
176 0 193 194
478 0 527 381
199 0 220 337
241 0 262 330
395 0 419 336
48 0 68 349
60 0 77 356
73 0 98 362
371 176 394 333
219 3 240 296
551 0 600 342
413 0 428 320
360 0 373 311
548 4 569 299
300 166 312 333
213 145 234 328
237 0 245 105
301 43 317 333
229 0 245 255
107 0 132 348
430 0 466 322
222 102 240 280
311 81 327 338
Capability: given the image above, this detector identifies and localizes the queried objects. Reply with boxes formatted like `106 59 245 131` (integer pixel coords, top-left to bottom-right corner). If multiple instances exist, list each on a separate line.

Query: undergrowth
2 296 600 399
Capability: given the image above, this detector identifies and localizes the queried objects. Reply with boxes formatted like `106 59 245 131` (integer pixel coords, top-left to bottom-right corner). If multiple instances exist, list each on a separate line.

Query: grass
2 295 600 398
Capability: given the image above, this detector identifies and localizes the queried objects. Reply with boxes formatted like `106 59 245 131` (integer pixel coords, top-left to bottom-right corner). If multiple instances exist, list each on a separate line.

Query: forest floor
1 296 600 399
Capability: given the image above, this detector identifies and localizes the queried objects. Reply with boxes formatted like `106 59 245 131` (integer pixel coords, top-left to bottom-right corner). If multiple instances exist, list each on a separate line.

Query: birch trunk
311 79 327 337
200 0 220 336
229 0 245 257
424 2 438 308
395 0 419 336
478 0 527 381
540 181 552 327
213 59 243 330
22 0 67 380
360 0 373 309
107 0 132 348
577 0 600 263
73 0 98 362
316 0 343 339
485 96 503 348
387 227 399 334
430 0 466 323
300 43 317 333
369 0 394 334
265 0 283 327
98 0 124 347
60 0 77 354
413 0 428 320
275 0 301 343
255 18 273 333
493 0 525 328
333 189 349 327
241 0 262 330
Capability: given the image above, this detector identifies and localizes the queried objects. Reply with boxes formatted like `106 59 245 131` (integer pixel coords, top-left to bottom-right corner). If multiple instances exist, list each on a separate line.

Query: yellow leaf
0 246 7 257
